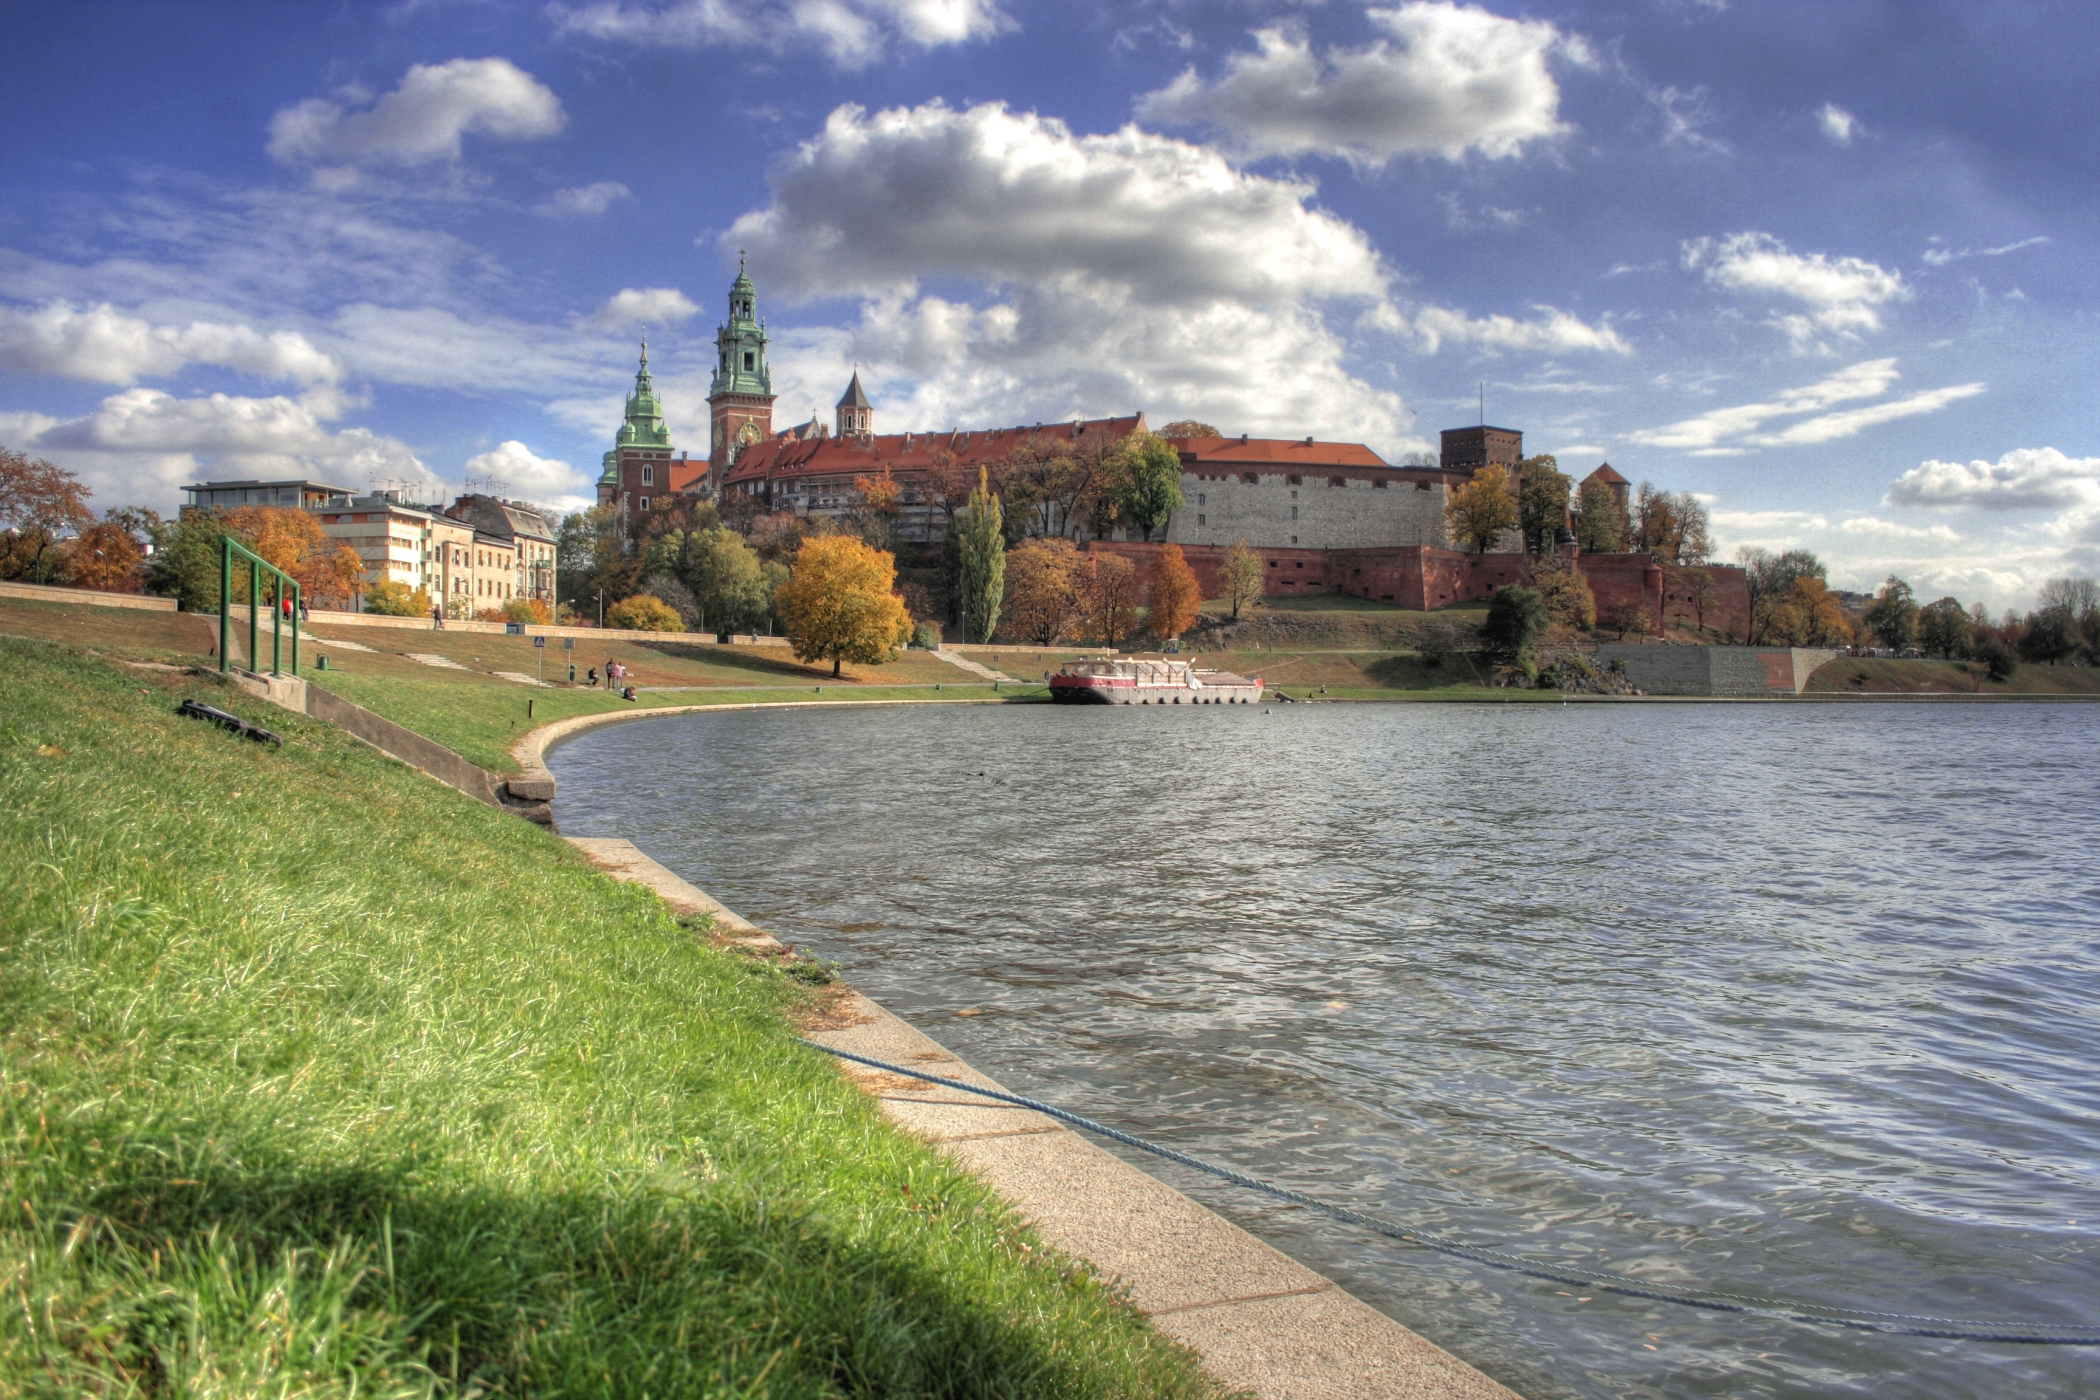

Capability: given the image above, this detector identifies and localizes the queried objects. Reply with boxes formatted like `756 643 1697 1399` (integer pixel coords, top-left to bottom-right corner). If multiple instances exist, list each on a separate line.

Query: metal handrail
219 536 301 678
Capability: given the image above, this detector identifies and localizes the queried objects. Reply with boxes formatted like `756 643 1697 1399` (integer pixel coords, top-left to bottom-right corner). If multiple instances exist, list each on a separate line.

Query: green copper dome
616 340 671 449
710 253 772 399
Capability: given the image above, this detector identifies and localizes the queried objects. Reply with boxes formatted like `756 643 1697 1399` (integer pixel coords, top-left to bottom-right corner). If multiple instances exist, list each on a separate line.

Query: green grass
1803 655 2100 695
0 639 1222 1399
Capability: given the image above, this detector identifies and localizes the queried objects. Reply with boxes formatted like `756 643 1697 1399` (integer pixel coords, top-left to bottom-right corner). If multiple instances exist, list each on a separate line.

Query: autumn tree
60 516 146 592
364 580 433 616
1917 596 1973 658
1663 565 1720 633
1003 537 1081 644
1515 455 1571 554
1077 551 1140 649
1738 548 1827 644
1634 483 1712 564
0 448 95 583
956 467 1006 644
608 594 682 631
1572 477 1625 553
1529 552 1596 630
1443 464 1518 553
1146 543 1200 641
776 535 913 677
1156 420 1221 438
851 468 905 552
1758 576 1849 646
1222 541 1265 620
558 505 638 617
1606 598 1654 641
1864 576 1919 650
1105 431 1184 542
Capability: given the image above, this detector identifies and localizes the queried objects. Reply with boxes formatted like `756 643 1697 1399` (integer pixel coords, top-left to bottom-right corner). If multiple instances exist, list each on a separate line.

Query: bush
500 597 551 626
913 619 942 650
607 594 683 631
1481 586 1548 669
1972 635 2018 682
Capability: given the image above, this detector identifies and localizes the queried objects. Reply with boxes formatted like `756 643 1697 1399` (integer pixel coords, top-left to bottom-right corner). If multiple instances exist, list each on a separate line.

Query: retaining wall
0 580 176 611
1595 645 1837 696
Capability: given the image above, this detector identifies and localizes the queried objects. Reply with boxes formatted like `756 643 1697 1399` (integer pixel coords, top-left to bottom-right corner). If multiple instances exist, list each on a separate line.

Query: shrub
607 594 683 631
1972 635 2018 682
913 619 942 650
364 580 431 616
1481 585 1548 669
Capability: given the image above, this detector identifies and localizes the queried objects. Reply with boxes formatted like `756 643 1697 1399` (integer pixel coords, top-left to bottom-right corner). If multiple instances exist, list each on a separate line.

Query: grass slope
0 639 1225 1399
1804 655 2100 695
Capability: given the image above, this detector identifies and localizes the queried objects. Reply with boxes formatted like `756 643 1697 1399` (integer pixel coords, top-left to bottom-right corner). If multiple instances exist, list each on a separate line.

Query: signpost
533 634 546 687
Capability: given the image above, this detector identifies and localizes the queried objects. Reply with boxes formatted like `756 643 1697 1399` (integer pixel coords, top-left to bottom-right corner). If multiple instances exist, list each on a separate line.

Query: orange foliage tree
1002 538 1081 644
0 447 95 582
1145 543 1200 640
219 505 364 606
1076 551 1140 649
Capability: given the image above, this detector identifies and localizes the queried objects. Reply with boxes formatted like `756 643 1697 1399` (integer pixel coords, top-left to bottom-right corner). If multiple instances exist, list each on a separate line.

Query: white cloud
1405 304 1628 355
7 388 434 508
1818 103 1857 146
1750 382 1984 446
0 302 341 387
1684 231 1908 346
1632 358 1900 449
590 287 699 327
1920 235 2049 268
463 439 591 508
1836 515 1960 541
721 99 1414 449
552 0 1006 68
1885 447 2100 512
1137 4 1583 165
266 58 564 167
543 181 632 215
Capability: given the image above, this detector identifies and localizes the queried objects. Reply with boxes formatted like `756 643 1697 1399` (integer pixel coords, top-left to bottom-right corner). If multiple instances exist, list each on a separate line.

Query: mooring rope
800 1038 2100 1345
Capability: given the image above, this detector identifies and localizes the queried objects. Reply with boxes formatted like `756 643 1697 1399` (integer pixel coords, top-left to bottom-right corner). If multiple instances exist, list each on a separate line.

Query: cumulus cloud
1404 304 1628 355
1836 515 1960 541
0 302 340 387
542 181 632 215
1684 231 1908 347
1632 358 1982 452
1817 103 1857 146
1884 447 2100 512
6 388 434 508
552 0 1005 67
266 58 564 167
1137 4 1583 165
590 287 699 327
462 439 591 507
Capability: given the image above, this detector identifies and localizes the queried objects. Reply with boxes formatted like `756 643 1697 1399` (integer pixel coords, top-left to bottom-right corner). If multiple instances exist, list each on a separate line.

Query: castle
596 265 1742 634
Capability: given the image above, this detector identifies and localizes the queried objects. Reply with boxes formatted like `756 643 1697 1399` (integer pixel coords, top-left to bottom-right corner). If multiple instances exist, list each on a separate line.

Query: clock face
738 422 761 444
713 422 725 448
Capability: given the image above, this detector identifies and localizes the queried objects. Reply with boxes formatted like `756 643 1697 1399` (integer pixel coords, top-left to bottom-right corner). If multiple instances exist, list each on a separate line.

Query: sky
0 0 2093 608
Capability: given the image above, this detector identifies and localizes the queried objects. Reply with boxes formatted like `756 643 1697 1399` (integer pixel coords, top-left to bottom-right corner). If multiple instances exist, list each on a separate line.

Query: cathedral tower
836 371 872 437
708 254 776 482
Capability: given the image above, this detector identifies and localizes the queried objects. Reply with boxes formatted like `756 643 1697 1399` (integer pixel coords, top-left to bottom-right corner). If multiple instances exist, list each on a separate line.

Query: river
549 700 2100 1399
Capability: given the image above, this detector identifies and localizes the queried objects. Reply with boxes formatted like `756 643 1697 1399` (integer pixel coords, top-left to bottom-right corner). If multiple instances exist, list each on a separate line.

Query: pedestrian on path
432 603 445 630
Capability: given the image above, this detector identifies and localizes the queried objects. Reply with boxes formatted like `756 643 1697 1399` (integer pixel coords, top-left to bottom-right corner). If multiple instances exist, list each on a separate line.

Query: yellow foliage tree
1146 542 1200 640
1221 542 1264 620
776 535 912 677
1003 537 1080 644
607 594 682 631
1444 464 1519 554
60 520 144 592
220 504 364 606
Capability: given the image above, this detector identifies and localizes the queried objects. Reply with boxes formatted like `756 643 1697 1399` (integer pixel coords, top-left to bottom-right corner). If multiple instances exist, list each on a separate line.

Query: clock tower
707 253 776 487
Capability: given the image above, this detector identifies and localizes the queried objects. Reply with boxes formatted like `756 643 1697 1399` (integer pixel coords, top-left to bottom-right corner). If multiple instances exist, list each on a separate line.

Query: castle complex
593 266 1745 634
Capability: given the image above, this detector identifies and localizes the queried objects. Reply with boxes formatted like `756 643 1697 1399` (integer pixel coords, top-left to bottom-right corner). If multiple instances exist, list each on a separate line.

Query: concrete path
932 648 1017 682
565 834 1523 1400
404 652 470 670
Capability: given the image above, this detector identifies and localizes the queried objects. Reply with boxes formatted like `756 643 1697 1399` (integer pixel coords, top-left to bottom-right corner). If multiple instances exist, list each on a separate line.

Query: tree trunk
832 656 841 678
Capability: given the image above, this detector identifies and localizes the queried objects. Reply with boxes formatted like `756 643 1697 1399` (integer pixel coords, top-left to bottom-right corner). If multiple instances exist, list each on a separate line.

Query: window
1197 514 1206 526
640 495 651 511
1329 476 1345 488
1197 493 1206 506
1288 474 1302 485
1373 479 1388 489
642 464 653 485
1290 535 1299 544
743 352 754 370
1242 473 1257 484
1290 506 1298 520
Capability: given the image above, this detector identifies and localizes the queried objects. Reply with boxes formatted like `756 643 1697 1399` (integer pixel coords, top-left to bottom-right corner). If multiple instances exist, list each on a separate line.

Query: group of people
587 658 636 701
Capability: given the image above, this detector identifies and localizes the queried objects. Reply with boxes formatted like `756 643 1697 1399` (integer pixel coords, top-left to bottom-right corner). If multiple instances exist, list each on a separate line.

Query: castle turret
836 371 872 437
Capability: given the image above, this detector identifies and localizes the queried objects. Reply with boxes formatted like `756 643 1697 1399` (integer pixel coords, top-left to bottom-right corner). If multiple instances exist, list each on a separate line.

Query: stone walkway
931 648 1017 682
565 835 1523 1400
403 653 470 670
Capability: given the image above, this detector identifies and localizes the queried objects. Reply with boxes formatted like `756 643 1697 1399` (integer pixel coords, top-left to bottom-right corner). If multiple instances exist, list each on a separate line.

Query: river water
549 701 2100 1399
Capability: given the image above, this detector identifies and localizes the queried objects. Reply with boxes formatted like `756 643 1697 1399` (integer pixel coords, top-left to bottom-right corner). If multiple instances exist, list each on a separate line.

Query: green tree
1864 576 1919 650
776 535 913 677
1221 541 1265 620
1516 456 1571 554
1482 586 1549 677
1972 635 2018 682
1107 432 1184 542
2018 606 2081 665
364 580 431 616
1443 464 1519 553
558 505 636 620
1155 419 1221 438
956 467 1006 643
146 511 235 612
1573 477 1624 553
1916 597 1972 658
1739 548 1827 643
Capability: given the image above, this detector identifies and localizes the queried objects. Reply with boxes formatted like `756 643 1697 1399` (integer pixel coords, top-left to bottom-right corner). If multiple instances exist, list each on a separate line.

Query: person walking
431 602 445 630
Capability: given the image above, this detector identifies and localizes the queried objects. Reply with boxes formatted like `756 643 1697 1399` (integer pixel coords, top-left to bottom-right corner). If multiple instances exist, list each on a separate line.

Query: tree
60 518 145 592
2038 576 2100 660
1634 484 1711 565
1663 565 1720 633
1605 598 1653 641
776 535 912 677
146 512 235 612
1076 551 1140 649
1739 548 1826 643
1515 456 1571 555
488 597 552 626
2018 606 2081 665
1156 420 1221 438
1573 477 1625 553
1864 576 1918 650
851 468 905 552
1530 552 1595 630
608 594 682 631
1972 635 2018 682
1146 543 1200 640
640 571 700 629
1003 537 1081 644
364 580 432 616
558 505 636 616
0 448 95 582
1481 586 1548 677
1105 431 1184 542
956 467 1006 643
1443 464 1518 553
1222 541 1265 620
692 528 771 634
1916 597 1972 658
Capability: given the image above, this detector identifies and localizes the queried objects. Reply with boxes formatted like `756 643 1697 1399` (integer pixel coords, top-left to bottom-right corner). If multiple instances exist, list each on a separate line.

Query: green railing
219 536 301 678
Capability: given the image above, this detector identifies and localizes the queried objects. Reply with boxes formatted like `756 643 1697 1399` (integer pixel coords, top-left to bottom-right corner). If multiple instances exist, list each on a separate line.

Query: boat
1049 658 1265 705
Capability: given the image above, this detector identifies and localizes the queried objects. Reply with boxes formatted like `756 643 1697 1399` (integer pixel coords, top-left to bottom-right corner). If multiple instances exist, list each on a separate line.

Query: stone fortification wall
1165 469 1447 551
1595 646 1836 696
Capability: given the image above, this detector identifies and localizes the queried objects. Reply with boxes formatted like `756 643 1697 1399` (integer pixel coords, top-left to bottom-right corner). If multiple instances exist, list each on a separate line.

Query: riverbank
0 638 1229 1396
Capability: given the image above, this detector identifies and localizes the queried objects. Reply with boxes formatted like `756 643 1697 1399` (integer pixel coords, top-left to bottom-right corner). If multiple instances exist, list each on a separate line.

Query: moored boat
1049 658 1264 705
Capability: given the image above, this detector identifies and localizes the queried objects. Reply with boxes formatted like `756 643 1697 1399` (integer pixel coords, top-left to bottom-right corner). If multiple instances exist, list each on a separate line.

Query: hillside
1804 655 2100 695
0 638 1226 1398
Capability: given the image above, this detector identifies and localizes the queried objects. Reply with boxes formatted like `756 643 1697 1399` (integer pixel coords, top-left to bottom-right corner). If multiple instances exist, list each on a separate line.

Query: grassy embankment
1804 654 2100 695
0 636 1232 1398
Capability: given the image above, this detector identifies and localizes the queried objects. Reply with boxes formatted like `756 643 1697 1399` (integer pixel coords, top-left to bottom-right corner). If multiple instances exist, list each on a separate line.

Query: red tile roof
724 414 1147 487
1584 462 1628 485
1170 435 1390 469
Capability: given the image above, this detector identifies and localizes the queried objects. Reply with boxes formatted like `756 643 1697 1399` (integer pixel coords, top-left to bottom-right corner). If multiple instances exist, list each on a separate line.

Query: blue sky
1 0 2093 606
